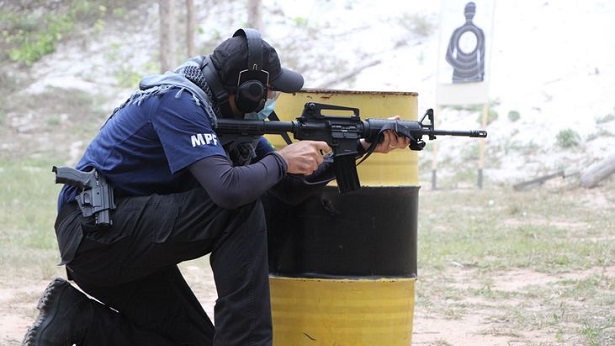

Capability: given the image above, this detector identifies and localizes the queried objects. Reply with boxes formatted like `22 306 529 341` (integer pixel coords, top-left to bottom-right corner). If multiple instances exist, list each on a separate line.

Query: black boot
22 277 93 346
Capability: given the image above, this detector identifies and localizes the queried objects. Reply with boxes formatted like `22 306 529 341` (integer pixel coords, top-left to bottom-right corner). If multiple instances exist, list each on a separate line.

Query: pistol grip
52 166 94 189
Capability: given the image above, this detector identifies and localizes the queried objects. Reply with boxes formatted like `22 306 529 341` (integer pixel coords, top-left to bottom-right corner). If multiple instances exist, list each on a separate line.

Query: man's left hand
360 116 411 153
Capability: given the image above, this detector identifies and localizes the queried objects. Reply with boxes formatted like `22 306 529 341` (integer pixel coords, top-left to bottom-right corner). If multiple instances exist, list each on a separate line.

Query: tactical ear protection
233 28 269 113
202 28 269 115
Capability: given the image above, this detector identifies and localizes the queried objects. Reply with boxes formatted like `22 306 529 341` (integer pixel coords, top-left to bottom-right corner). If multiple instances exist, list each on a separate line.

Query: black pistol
52 166 116 227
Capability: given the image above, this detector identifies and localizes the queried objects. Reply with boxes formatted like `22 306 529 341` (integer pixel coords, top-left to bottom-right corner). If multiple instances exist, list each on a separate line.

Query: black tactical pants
56 187 272 345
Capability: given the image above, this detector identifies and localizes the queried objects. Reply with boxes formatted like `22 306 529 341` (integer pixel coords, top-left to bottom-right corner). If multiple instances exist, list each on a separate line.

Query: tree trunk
581 153 615 188
247 0 262 30
159 0 177 72
186 0 196 57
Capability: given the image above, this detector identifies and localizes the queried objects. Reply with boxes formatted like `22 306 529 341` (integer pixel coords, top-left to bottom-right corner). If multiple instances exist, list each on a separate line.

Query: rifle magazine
333 154 360 194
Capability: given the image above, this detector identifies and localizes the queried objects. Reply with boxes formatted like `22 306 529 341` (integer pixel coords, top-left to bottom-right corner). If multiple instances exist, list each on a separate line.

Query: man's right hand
276 141 331 176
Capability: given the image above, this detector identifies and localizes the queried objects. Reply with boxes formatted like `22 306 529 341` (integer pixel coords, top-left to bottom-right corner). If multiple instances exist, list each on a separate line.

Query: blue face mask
244 92 278 120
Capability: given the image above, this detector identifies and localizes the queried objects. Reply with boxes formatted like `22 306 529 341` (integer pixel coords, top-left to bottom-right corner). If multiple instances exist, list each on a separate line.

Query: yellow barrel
265 89 419 345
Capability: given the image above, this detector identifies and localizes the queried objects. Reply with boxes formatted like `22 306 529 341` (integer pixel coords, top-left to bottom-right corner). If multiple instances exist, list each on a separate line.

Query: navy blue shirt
59 88 251 208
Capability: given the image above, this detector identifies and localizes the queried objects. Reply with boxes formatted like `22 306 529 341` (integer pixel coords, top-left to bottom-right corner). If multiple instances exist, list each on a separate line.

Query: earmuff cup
234 28 269 114
236 78 267 113
202 28 270 115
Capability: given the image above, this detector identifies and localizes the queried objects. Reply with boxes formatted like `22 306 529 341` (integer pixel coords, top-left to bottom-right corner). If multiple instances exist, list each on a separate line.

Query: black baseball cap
210 32 304 93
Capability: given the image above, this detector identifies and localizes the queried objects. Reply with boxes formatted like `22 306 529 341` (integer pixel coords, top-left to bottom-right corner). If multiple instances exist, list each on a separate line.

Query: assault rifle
215 102 487 193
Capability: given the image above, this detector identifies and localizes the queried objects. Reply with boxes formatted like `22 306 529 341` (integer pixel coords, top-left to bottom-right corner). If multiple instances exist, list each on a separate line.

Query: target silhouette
445 2 485 83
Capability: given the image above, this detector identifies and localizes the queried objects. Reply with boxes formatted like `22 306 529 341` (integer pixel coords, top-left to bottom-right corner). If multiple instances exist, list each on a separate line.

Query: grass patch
418 188 614 272
0 160 63 278
416 184 615 345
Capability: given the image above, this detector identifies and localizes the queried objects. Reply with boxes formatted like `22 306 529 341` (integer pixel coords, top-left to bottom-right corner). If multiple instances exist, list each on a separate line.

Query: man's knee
228 199 266 236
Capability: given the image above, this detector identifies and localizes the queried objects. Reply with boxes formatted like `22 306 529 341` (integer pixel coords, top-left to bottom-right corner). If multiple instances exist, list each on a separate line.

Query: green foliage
1 1 119 66
116 70 145 88
293 17 309 28
398 13 435 38
442 99 500 126
507 110 521 122
473 108 498 126
556 128 581 148
104 42 158 88
486 108 498 125
596 110 615 124
112 7 127 18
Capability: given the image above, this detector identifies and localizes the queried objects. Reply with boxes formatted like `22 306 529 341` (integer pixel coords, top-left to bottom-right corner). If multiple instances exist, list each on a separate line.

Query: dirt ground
2 261 613 345
0 263 217 346
412 266 615 345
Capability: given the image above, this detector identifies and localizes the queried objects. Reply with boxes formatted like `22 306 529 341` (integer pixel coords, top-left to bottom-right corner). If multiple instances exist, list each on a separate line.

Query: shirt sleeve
189 152 288 209
151 89 227 174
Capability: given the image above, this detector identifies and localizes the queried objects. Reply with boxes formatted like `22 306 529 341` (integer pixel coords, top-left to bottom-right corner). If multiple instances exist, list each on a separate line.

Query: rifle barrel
431 129 488 138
